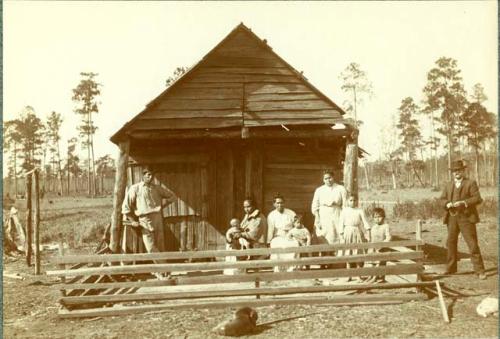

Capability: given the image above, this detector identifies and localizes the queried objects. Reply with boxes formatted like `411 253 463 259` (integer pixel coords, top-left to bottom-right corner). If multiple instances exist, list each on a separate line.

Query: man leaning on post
122 166 176 280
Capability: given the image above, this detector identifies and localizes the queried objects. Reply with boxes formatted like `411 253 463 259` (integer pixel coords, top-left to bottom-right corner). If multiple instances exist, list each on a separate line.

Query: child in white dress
287 215 312 270
338 194 371 278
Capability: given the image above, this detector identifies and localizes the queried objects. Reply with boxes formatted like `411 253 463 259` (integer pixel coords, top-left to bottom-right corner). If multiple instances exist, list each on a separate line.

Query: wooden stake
58 240 66 296
415 219 423 293
25 174 32 267
34 170 41 274
435 280 450 323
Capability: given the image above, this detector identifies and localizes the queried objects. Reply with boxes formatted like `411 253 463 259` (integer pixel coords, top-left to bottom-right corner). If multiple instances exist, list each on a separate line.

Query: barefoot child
370 207 391 282
338 194 371 280
287 215 312 270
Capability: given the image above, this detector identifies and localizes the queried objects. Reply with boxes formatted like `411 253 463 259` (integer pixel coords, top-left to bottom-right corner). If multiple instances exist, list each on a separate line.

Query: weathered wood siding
122 26 344 135
261 141 344 229
127 144 222 251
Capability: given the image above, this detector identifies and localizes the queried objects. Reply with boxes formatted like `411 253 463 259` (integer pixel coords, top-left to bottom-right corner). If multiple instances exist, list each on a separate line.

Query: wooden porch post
110 140 130 253
343 129 359 199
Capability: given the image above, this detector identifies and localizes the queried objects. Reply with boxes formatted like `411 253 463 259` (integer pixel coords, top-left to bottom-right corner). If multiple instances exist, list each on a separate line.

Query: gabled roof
111 23 350 144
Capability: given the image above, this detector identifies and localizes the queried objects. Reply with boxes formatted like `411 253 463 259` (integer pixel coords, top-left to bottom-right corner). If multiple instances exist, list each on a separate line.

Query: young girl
338 194 371 279
370 207 391 244
370 207 391 282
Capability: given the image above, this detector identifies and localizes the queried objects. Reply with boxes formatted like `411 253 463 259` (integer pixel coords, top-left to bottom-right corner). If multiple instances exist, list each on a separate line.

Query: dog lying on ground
212 307 258 336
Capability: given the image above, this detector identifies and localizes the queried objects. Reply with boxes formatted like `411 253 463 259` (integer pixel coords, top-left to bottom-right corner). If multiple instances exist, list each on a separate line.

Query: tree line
339 57 497 189
3 72 116 198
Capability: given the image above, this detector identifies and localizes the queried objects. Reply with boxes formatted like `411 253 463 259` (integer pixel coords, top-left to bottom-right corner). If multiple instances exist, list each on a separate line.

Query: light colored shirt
370 223 391 243
311 183 347 214
267 208 296 241
122 181 176 217
454 179 463 189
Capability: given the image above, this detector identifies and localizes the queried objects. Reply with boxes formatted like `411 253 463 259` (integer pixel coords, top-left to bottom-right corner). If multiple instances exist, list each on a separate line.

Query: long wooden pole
109 140 130 253
25 174 33 266
435 280 450 323
343 129 359 197
34 170 41 274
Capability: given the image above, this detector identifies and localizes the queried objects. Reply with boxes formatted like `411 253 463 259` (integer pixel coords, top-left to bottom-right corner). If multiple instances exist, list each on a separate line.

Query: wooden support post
110 140 130 253
58 240 66 296
343 130 359 198
435 280 450 323
415 219 423 293
25 174 33 267
255 277 261 299
34 170 41 275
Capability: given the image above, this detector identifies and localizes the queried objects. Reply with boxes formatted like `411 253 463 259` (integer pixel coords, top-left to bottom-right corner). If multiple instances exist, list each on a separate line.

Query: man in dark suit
440 160 486 280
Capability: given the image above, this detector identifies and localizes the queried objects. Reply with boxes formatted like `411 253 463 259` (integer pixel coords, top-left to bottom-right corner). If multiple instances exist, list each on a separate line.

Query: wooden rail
51 239 428 318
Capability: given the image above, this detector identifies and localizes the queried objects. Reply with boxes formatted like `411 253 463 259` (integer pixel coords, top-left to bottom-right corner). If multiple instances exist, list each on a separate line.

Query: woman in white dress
311 170 348 245
267 194 299 272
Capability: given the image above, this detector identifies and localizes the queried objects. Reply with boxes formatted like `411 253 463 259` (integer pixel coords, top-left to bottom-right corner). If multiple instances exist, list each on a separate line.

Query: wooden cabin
109 23 359 253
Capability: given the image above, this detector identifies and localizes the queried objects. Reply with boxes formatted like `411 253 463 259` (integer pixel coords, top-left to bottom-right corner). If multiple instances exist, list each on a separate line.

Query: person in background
287 215 312 270
267 194 298 272
267 194 296 242
122 167 176 280
239 198 268 266
369 207 391 282
311 170 347 245
338 194 371 281
440 160 486 280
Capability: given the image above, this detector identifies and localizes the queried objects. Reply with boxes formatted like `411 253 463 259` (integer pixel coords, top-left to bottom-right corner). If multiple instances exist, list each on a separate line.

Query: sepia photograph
2 1 498 338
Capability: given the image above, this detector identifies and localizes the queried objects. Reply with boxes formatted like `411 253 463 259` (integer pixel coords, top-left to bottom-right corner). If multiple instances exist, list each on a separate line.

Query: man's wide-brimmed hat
449 160 467 171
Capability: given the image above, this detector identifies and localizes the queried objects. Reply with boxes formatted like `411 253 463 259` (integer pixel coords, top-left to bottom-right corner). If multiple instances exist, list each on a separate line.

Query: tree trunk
14 142 18 197
91 136 96 197
474 142 480 186
446 127 452 182
429 112 439 187
363 162 370 190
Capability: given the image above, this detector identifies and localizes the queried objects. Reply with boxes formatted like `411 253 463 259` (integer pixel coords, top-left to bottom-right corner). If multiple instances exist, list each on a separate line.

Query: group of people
122 160 487 281
224 170 393 278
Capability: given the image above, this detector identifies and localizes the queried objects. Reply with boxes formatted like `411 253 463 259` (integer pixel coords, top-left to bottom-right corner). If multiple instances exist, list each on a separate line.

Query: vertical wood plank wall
125 138 343 251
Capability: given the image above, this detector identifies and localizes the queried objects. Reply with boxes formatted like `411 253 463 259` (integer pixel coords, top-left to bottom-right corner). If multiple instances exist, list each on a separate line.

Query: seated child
225 218 250 250
287 215 311 270
370 207 391 282
287 215 311 247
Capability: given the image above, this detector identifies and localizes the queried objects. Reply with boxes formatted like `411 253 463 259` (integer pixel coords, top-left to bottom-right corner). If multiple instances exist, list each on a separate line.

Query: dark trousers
446 216 485 274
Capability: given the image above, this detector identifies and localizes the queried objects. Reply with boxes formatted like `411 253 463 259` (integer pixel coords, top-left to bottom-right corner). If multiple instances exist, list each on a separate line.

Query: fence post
415 219 423 293
25 174 33 267
34 170 41 275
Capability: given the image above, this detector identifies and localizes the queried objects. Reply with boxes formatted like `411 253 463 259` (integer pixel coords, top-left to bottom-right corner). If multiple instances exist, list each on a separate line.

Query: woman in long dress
267 194 299 272
311 170 347 245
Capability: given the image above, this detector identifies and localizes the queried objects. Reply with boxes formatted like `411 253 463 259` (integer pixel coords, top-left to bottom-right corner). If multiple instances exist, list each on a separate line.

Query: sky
3 1 498 170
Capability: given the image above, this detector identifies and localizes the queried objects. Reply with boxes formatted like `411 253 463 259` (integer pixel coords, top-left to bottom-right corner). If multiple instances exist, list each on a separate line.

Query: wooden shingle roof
111 23 350 143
